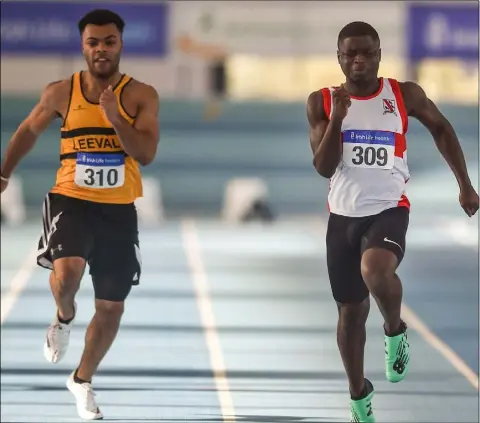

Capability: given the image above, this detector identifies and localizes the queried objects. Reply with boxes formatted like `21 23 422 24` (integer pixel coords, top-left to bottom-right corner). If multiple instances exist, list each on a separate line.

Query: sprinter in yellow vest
0 9 159 421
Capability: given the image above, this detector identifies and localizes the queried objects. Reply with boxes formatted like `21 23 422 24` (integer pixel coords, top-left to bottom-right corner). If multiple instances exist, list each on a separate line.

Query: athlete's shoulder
395 80 428 104
43 78 71 98
307 89 328 123
385 78 421 95
395 80 424 94
40 78 72 107
388 80 432 117
307 86 333 104
123 78 159 102
307 89 322 104
45 78 71 92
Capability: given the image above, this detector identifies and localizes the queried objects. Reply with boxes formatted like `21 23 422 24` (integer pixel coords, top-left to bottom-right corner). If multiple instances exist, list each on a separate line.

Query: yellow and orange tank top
50 71 143 204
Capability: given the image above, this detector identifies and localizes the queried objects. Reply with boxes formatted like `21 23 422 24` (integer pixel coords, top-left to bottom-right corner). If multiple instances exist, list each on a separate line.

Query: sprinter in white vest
306 21 478 422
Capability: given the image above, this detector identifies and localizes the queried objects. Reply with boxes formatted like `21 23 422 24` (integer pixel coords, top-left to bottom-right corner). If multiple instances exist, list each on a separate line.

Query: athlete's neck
344 78 380 98
84 71 123 92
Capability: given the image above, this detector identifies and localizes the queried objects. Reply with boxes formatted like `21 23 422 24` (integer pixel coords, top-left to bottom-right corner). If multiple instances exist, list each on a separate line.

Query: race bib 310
75 153 125 189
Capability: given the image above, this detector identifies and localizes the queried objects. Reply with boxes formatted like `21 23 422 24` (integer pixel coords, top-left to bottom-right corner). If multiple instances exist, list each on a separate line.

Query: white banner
170 0 406 57
0 56 210 99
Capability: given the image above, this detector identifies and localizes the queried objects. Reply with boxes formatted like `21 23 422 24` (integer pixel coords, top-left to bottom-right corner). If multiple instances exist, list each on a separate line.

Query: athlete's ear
80 36 87 56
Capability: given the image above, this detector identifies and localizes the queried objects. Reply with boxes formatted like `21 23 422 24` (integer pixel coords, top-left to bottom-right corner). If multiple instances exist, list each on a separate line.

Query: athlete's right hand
331 84 351 121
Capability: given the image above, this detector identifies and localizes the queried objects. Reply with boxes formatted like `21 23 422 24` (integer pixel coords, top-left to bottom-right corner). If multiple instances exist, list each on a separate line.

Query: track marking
406 219 478 389
180 219 236 422
402 304 479 390
1 247 38 325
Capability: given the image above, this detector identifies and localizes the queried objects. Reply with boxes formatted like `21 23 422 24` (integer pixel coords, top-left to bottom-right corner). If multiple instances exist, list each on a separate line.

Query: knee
338 297 370 329
361 249 396 293
95 299 124 320
92 274 133 303
52 257 85 296
361 261 390 289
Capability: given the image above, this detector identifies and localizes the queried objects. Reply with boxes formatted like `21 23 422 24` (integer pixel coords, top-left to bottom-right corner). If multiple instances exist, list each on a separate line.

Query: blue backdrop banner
1 1 169 56
407 3 479 61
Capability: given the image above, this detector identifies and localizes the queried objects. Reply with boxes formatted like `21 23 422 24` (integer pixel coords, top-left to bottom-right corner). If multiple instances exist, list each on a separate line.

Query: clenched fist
332 84 351 121
459 184 479 217
100 85 120 124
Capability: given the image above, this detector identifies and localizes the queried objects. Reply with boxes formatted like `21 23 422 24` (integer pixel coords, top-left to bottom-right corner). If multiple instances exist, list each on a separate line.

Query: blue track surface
1 213 478 422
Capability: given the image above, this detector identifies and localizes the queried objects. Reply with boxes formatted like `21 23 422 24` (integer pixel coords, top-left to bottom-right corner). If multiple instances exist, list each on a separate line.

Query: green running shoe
350 379 375 422
385 321 410 383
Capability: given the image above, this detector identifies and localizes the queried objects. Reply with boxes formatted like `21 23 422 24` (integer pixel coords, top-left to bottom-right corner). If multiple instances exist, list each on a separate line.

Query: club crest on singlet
382 98 397 116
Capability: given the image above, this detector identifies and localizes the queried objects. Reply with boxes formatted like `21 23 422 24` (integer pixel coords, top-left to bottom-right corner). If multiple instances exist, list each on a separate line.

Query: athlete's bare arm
1 80 70 181
108 81 160 166
400 81 479 216
307 89 345 178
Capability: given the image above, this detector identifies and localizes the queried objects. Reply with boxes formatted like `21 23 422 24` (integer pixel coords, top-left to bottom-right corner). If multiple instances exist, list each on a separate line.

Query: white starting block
134 176 164 226
0 175 27 226
221 177 271 223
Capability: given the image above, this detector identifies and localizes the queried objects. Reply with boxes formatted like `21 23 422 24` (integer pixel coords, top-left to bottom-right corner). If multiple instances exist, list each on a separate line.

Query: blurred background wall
1 0 478 218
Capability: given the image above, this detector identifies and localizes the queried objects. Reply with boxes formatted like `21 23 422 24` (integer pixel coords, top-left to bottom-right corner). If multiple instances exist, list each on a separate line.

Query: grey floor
1 215 478 422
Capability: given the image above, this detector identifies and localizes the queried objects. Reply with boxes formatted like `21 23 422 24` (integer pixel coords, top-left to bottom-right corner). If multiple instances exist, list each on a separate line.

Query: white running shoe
43 302 77 363
66 371 104 420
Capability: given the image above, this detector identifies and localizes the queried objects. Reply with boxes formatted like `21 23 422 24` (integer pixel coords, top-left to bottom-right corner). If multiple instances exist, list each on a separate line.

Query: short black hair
78 9 125 35
337 21 379 48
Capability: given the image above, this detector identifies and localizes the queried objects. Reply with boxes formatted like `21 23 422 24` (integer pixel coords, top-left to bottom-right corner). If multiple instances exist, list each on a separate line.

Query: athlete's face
82 24 122 79
337 36 381 82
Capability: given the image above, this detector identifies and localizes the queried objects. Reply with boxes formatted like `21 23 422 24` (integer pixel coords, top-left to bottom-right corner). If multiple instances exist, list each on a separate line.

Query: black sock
385 320 406 337
351 384 367 400
57 312 74 325
351 378 373 400
74 369 91 384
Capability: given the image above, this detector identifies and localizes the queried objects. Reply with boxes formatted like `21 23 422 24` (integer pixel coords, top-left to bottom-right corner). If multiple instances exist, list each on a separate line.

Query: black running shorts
37 193 141 301
326 206 409 304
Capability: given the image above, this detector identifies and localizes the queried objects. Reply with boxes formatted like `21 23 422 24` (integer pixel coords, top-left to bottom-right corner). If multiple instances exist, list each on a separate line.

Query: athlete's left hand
99 86 120 124
459 184 479 217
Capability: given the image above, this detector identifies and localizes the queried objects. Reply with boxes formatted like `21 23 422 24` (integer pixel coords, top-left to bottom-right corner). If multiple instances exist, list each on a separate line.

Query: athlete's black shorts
326 206 409 304
37 193 141 302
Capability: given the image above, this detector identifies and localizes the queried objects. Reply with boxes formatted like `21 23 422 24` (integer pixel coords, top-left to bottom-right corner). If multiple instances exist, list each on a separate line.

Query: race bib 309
342 130 395 170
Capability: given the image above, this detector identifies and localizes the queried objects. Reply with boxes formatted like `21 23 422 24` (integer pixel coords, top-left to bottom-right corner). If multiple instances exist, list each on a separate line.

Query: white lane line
1 247 38 325
402 304 479 390
180 219 236 422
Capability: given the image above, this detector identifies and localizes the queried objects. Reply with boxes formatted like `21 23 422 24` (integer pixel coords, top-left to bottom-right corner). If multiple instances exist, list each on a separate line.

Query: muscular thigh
361 206 409 264
88 203 141 301
326 213 369 304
